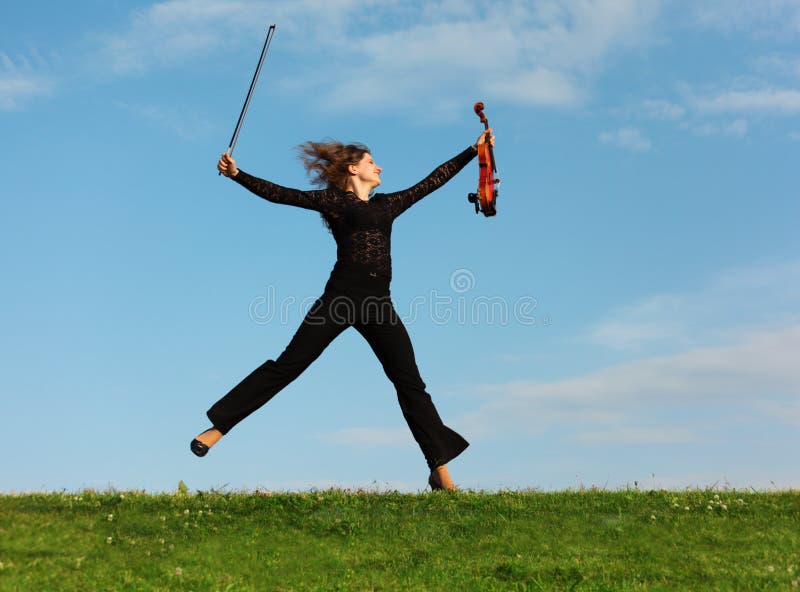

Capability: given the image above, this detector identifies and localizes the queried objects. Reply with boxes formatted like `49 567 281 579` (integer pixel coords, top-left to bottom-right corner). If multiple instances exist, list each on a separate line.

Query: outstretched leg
353 303 469 476
206 296 351 435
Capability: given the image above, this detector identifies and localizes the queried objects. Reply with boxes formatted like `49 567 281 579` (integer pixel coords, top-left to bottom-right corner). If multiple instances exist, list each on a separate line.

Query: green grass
0 486 798 591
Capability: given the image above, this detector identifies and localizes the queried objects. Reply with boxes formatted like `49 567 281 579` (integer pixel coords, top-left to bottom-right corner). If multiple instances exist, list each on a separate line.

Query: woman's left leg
353 302 469 472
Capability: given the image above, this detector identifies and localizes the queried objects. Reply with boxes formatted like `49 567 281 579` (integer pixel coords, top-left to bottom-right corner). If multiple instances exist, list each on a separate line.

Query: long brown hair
296 140 370 231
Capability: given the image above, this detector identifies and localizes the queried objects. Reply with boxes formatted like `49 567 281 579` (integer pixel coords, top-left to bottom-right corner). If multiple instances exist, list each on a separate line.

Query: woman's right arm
217 152 327 212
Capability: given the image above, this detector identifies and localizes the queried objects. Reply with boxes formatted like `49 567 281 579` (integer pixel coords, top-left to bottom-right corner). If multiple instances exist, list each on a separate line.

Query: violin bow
467 101 499 216
219 24 276 175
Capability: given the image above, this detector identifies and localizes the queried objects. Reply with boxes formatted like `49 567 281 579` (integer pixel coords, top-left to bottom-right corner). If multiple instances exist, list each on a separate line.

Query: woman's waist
325 262 391 294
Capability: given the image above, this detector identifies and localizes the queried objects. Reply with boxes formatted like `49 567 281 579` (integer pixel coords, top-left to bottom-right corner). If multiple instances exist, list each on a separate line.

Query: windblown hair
296 140 370 232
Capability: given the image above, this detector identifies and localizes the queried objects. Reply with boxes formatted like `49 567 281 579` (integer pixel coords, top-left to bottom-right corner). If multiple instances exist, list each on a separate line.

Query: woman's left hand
475 128 495 148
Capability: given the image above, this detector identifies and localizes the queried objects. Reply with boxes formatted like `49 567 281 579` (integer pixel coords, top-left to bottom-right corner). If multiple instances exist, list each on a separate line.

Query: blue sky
1 0 798 493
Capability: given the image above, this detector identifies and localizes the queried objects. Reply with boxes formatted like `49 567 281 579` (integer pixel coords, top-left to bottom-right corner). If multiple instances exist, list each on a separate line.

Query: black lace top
231 146 477 288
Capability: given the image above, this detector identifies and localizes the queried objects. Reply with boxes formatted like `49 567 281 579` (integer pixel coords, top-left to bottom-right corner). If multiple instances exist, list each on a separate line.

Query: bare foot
431 464 457 491
195 428 223 449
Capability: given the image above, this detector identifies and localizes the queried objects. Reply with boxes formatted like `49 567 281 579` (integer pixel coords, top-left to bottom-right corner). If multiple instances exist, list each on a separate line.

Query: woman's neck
345 178 372 202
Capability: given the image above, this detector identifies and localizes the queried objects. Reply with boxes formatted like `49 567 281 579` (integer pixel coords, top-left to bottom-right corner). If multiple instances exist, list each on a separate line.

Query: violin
467 101 498 217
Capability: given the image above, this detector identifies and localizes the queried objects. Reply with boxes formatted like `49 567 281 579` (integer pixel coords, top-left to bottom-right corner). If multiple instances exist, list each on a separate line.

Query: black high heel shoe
190 428 216 457
428 472 444 491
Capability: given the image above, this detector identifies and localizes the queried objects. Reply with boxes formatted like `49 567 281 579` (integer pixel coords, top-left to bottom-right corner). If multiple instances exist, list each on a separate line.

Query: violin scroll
474 101 487 122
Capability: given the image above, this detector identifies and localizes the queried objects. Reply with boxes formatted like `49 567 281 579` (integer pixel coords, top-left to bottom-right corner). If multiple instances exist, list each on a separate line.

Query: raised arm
383 146 477 219
217 151 331 212
232 170 331 211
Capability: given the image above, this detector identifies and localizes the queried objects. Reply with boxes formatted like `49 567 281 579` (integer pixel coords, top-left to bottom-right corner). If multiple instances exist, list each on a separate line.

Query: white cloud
94 0 255 75
92 0 662 112
114 100 214 140
641 99 685 121
581 293 690 350
694 88 800 115
0 51 54 110
598 127 652 152
688 118 748 137
689 0 800 35
0 75 52 110
749 54 800 82
455 323 800 441
581 259 800 351
451 259 800 446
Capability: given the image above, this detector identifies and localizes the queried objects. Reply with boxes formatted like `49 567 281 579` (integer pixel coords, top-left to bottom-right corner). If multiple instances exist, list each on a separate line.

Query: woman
192 129 495 491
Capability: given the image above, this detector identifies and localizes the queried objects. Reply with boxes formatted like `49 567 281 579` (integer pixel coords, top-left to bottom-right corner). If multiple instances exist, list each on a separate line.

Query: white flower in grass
721 504 727 511
706 505 713 510
650 515 656 521
107 514 114 521
684 506 690 511
768 566 775 573
175 567 183 576
183 509 190 515
106 537 113 544
791 579 798 587
713 494 720 501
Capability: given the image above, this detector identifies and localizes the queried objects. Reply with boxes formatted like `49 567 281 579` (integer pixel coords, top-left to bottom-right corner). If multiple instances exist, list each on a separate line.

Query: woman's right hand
217 152 239 177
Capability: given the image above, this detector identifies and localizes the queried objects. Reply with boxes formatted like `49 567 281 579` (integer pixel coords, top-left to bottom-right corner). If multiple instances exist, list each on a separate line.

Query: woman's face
351 152 382 188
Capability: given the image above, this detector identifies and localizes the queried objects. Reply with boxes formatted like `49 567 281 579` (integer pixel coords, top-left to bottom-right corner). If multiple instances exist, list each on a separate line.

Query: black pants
206 280 469 471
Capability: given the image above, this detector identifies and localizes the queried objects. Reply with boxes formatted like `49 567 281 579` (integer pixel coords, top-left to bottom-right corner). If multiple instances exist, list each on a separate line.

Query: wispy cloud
689 0 800 36
579 259 800 351
91 0 662 113
686 118 749 137
641 99 685 121
451 259 800 444
598 127 652 152
114 100 214 140
93 0 255 75
748 54 800 81
318 0 662 112
0 76 52 110
0 51 54 110
455 323 800 442
693 88 800 115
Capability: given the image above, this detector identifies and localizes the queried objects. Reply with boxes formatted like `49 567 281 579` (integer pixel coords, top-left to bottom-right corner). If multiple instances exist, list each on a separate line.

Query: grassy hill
1 487 798 590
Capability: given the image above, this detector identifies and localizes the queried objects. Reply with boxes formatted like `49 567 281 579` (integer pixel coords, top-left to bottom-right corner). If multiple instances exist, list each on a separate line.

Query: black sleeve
382 146 477 219
231 170 335 213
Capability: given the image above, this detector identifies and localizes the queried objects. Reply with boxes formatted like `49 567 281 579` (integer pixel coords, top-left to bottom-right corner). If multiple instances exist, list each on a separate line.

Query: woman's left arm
383 146 477 219
384 130 494 218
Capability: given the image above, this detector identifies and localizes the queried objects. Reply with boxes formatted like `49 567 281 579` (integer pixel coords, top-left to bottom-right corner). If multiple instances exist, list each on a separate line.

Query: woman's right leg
206 295 351 435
